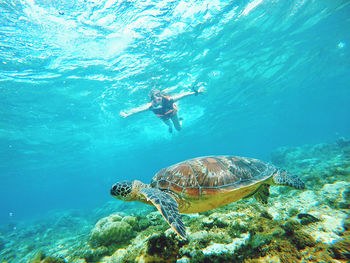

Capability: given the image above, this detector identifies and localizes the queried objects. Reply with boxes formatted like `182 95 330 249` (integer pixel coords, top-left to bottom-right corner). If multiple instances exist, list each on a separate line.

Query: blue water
1 0 349 224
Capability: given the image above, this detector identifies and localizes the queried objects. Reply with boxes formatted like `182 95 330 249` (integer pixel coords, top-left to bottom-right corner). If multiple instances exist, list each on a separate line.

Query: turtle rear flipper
254 183 270 204
243 183 270 204
140 188 186 239
272 169 305 189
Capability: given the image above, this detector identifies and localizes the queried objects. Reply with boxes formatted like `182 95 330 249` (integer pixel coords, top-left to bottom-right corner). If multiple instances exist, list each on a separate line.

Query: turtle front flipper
140 188 186 239
272 169 305 189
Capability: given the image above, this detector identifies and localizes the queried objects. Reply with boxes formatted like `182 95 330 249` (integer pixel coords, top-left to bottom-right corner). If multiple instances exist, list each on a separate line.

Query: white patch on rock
202 233 250 255
304 210 348 244
320 181 350 205
268 190 319 220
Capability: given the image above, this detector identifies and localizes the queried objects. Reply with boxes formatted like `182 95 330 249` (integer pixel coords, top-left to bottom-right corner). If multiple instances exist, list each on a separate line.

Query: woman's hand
120 111 129 118
192 86 206 95
197 86 205 94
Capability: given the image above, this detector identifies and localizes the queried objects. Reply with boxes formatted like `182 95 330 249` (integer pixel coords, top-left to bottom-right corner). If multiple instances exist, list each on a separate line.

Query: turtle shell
151 156 276 197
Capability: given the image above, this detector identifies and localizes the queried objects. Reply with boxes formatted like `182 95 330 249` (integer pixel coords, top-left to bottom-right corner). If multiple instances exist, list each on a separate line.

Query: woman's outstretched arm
171 87 205 101
120 102 152 118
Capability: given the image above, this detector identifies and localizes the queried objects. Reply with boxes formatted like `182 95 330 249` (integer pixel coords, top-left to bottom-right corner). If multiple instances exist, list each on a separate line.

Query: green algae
73 246 109 262
30 251 66 263
89 214 135 248
0 236 4 251
329 219 350 260
228 222 249 238
297 213 320 225
146 233 185 261
281 220 301 235
290 231 316 249
287 207 299 217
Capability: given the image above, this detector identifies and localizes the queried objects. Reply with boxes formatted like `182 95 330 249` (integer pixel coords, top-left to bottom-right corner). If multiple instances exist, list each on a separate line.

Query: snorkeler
120 86 205 133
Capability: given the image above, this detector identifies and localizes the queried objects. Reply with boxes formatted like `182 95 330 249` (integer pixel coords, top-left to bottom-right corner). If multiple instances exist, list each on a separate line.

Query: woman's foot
178 117 183 126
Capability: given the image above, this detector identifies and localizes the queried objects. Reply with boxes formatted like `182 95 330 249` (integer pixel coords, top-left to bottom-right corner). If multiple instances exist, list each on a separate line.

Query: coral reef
328 218 350 261
0 139 349 262
30 251 66 263
91 199 346 262
0 235 5 251
89 214 135 248
270 139 350 190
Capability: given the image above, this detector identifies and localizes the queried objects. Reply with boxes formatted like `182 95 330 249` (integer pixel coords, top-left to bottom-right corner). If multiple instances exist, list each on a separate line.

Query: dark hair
149 89 162 100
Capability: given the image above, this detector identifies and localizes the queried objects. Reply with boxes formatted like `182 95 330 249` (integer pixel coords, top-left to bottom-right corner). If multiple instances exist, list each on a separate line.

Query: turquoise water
1 0 349 226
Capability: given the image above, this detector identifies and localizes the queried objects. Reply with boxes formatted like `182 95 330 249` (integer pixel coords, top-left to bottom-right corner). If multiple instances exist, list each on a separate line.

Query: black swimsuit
150 96 175 119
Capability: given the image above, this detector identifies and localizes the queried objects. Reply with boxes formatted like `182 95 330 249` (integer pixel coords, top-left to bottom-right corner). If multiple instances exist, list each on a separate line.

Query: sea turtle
110 156 305 238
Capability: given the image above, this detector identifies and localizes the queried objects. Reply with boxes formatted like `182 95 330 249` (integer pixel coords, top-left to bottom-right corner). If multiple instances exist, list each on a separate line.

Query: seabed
1 138 349 263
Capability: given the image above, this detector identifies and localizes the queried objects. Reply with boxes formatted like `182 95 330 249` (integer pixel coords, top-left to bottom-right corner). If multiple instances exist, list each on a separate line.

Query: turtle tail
272 169 305 189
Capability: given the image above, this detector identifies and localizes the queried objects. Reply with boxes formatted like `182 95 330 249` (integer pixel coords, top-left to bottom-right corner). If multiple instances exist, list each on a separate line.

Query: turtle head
110 181 135 201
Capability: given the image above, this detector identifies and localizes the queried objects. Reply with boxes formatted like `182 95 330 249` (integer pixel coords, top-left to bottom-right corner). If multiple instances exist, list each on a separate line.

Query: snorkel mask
149 89 163 109
149 89 161 99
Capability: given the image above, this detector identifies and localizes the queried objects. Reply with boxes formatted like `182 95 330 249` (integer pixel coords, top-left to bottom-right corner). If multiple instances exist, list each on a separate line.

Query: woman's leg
171 113 182 131
161 118 173 133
